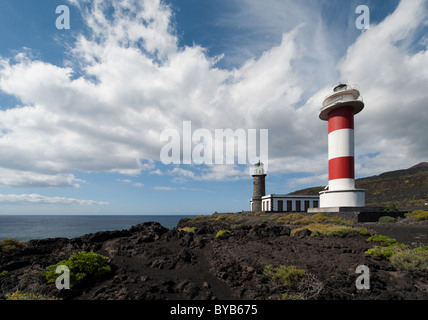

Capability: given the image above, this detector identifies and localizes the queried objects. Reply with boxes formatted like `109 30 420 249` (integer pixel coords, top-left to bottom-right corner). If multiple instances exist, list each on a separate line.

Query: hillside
290 162 428 209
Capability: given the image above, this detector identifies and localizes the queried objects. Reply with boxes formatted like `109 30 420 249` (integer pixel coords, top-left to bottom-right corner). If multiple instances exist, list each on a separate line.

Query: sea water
0 215 194 242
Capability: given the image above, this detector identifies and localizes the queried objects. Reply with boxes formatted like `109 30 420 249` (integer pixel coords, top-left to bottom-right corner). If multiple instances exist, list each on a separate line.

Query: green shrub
390 247 428 272
0 238 27 257
357 228 371 236
179 227 195 233
45 251 111 288
365 245 405 260
365 234 407 260
215 230 231 239
383 202 399 212
378 216 396 223
264 265 306 288
405 210 428 221
6 290 62 300
367 235 398 246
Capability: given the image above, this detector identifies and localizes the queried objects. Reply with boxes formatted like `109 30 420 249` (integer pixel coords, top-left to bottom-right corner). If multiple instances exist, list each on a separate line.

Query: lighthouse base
318 189 365 208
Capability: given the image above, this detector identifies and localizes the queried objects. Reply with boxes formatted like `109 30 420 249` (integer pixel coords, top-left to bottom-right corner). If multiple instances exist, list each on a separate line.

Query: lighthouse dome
319 84 364 120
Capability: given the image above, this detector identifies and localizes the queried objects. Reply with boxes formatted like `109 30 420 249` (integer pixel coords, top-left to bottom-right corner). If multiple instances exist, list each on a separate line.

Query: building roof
262 194 319 199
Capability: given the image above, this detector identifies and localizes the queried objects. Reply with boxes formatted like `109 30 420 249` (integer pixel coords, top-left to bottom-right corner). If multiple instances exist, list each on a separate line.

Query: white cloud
0 168 82 188
0 193 108 205
153 186 176 191
0 0 426 191
117 179 144 188
117 179 132 184
132 182 144 188
286 173 328 190
337 0 428 173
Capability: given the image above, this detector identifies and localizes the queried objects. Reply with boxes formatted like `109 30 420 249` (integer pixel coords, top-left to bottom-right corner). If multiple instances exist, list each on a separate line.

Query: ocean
0 215 196 242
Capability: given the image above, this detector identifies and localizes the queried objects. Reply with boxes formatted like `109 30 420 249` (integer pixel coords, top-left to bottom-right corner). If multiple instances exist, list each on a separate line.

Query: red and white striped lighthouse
319 84 365 208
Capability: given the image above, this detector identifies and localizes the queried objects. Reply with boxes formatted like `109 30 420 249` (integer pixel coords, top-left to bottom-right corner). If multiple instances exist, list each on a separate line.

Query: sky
0 0 426 215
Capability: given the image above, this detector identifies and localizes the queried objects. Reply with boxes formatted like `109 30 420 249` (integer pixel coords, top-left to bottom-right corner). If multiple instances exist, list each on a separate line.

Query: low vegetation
45 251 111 288
264 265 306 288
367 235 399 246
5 290 61 300
263 265 323 300
382 202 399 212
405 210 428 221
389 247 428 272
365 235 428 272
269 212 354 226
0 238 27 257
273 213 370 238
215 230 231 239
378 216 397 223
291 224 358 238
179 227 195 233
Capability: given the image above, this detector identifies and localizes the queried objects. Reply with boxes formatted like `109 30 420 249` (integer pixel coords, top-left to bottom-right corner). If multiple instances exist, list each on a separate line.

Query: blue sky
0 0 426 215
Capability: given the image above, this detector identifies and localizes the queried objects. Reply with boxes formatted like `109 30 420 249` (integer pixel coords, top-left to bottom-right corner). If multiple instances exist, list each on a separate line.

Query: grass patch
273 213 313 225
367 235 398 246
5 290 62 300
215 230 231 239
291 224 358 238
179 227 195 233
405 210 428 221
311 213 330 222
365 245 406 260
264 265 306 288
271 213 354 227
357 228 371 236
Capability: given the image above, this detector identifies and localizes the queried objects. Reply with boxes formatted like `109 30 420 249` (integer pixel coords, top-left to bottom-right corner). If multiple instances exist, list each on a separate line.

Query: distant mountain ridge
290 162 428 209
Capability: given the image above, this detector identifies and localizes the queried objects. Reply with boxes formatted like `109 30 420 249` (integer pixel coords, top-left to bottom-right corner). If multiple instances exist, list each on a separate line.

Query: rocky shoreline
0 213 427 300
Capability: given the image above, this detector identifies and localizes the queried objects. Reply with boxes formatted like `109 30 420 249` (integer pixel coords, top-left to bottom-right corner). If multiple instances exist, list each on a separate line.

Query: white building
261 194 320 212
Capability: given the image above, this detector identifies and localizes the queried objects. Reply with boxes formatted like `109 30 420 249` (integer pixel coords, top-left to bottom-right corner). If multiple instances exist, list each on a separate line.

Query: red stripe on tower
328 106 354 134
328 156 355 180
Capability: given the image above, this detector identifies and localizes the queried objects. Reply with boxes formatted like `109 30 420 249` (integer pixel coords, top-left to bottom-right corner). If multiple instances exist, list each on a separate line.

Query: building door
287 200 292 212
304 200 310 211
278 200 283 212
296 200 301 212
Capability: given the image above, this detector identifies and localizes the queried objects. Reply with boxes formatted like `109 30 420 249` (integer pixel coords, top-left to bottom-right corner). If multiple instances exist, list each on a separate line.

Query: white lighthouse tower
318 84 365 208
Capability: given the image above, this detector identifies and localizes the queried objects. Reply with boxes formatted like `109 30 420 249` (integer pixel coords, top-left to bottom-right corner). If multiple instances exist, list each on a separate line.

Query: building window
313 200 319 208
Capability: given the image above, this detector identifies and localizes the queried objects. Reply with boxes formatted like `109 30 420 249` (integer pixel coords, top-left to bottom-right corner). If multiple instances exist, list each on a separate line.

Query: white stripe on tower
327 106 355 191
